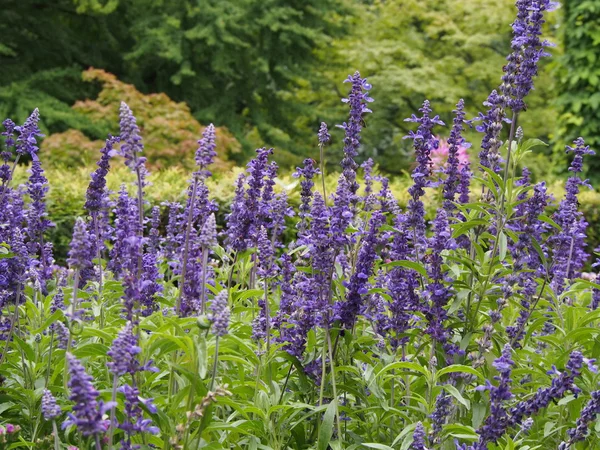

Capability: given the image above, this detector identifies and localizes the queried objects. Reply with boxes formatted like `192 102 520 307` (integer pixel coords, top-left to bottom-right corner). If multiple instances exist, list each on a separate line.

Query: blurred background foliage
3 0 590 175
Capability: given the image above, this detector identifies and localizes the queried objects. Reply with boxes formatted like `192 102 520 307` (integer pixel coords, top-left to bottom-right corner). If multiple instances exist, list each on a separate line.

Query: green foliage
0 67 109 140
120 0 349 162
0 0 564 175
40 68 241 170
297 0 561 175
556 0 600 179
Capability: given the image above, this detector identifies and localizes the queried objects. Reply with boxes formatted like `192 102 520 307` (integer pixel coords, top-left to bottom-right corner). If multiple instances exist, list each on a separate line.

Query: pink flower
5 424 14 433
431 137 470 170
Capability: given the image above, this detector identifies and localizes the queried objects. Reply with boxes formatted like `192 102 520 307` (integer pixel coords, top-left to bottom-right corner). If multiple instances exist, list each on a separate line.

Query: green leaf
520 138 548 153
73 343 109 358
383 260 428 278
363 444 394 450
442 384 470 410
443 424 478 440
498 231 507 261
436 365 485 381
234 289 264 302
538 214 561 231
376 361 430 379
11 334 35 362
452 219 489 239
317 401 336 450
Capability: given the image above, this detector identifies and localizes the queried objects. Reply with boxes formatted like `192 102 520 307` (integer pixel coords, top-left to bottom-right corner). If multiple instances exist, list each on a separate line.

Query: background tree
0 0 565 176
314 0 559 175
556 0 600 180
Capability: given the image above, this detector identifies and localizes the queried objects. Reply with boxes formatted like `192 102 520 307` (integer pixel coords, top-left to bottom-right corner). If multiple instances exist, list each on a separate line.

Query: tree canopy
0 0 572 175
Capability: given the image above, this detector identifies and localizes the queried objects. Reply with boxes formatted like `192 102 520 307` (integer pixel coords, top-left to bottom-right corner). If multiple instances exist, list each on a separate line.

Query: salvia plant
2 2 600 450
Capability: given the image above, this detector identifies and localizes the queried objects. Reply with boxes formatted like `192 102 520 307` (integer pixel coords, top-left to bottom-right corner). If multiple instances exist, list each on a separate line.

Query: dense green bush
13 157 600 264
556 0 600 180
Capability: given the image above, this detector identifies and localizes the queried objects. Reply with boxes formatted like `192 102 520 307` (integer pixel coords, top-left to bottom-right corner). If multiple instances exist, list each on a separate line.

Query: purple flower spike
2 118 16 150
107 322 142 376
42 389 61 421
411 422 427 450
84 135 118 214
63 353 114 437
338 71 373 199
550 138 593 293
15 109 43 157
566 390 600 444
443 99 468 211
119 102 144 169
294 158 319 234
507 351 584 429
195 124 217 178
67 218 93 272
199 213 217 249
475 344 514 448
501 0 554 112
566 137 595 174
117 383 159 446
476 90 505 173
210 290 230 337
404 100 443 249
318 122 331 145
335 211 385 328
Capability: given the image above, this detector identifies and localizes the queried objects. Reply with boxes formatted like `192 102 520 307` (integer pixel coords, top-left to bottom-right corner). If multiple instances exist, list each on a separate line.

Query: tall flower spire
42 389 61 421
442 99 468 211
119 102 147 247
15 109 43 158
335 211 385 329
195 124 217 178
294 158 319 238
501 0 556 112
550 138 595 293
118 102 145 174
63 353 114 437
210 290 230 337
476 91 505 173
404 100 444 249
68 218 93 275
337 71 373 200
84 136 118 214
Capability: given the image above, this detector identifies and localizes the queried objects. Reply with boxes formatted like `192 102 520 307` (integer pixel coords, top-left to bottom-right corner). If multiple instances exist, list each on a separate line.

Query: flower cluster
64 353 115 437
6 2 600 448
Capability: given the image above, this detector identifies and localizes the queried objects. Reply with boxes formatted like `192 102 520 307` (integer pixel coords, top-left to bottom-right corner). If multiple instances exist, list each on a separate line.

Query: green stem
0 284 22 367
52 420 60 450
402 344 410 406
177 175 199 315
279 364 293 405
210 336 220 391
263 281 271 385
318 333 327 407
200 247 209 314
133 160 145 280
226 253 238 292
319 143 327 204
499 112 519 213
65 270 80 391
108 373 118 448
45 329 55 386
93 214 104 297
470 112 519 327
326 327 342 443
